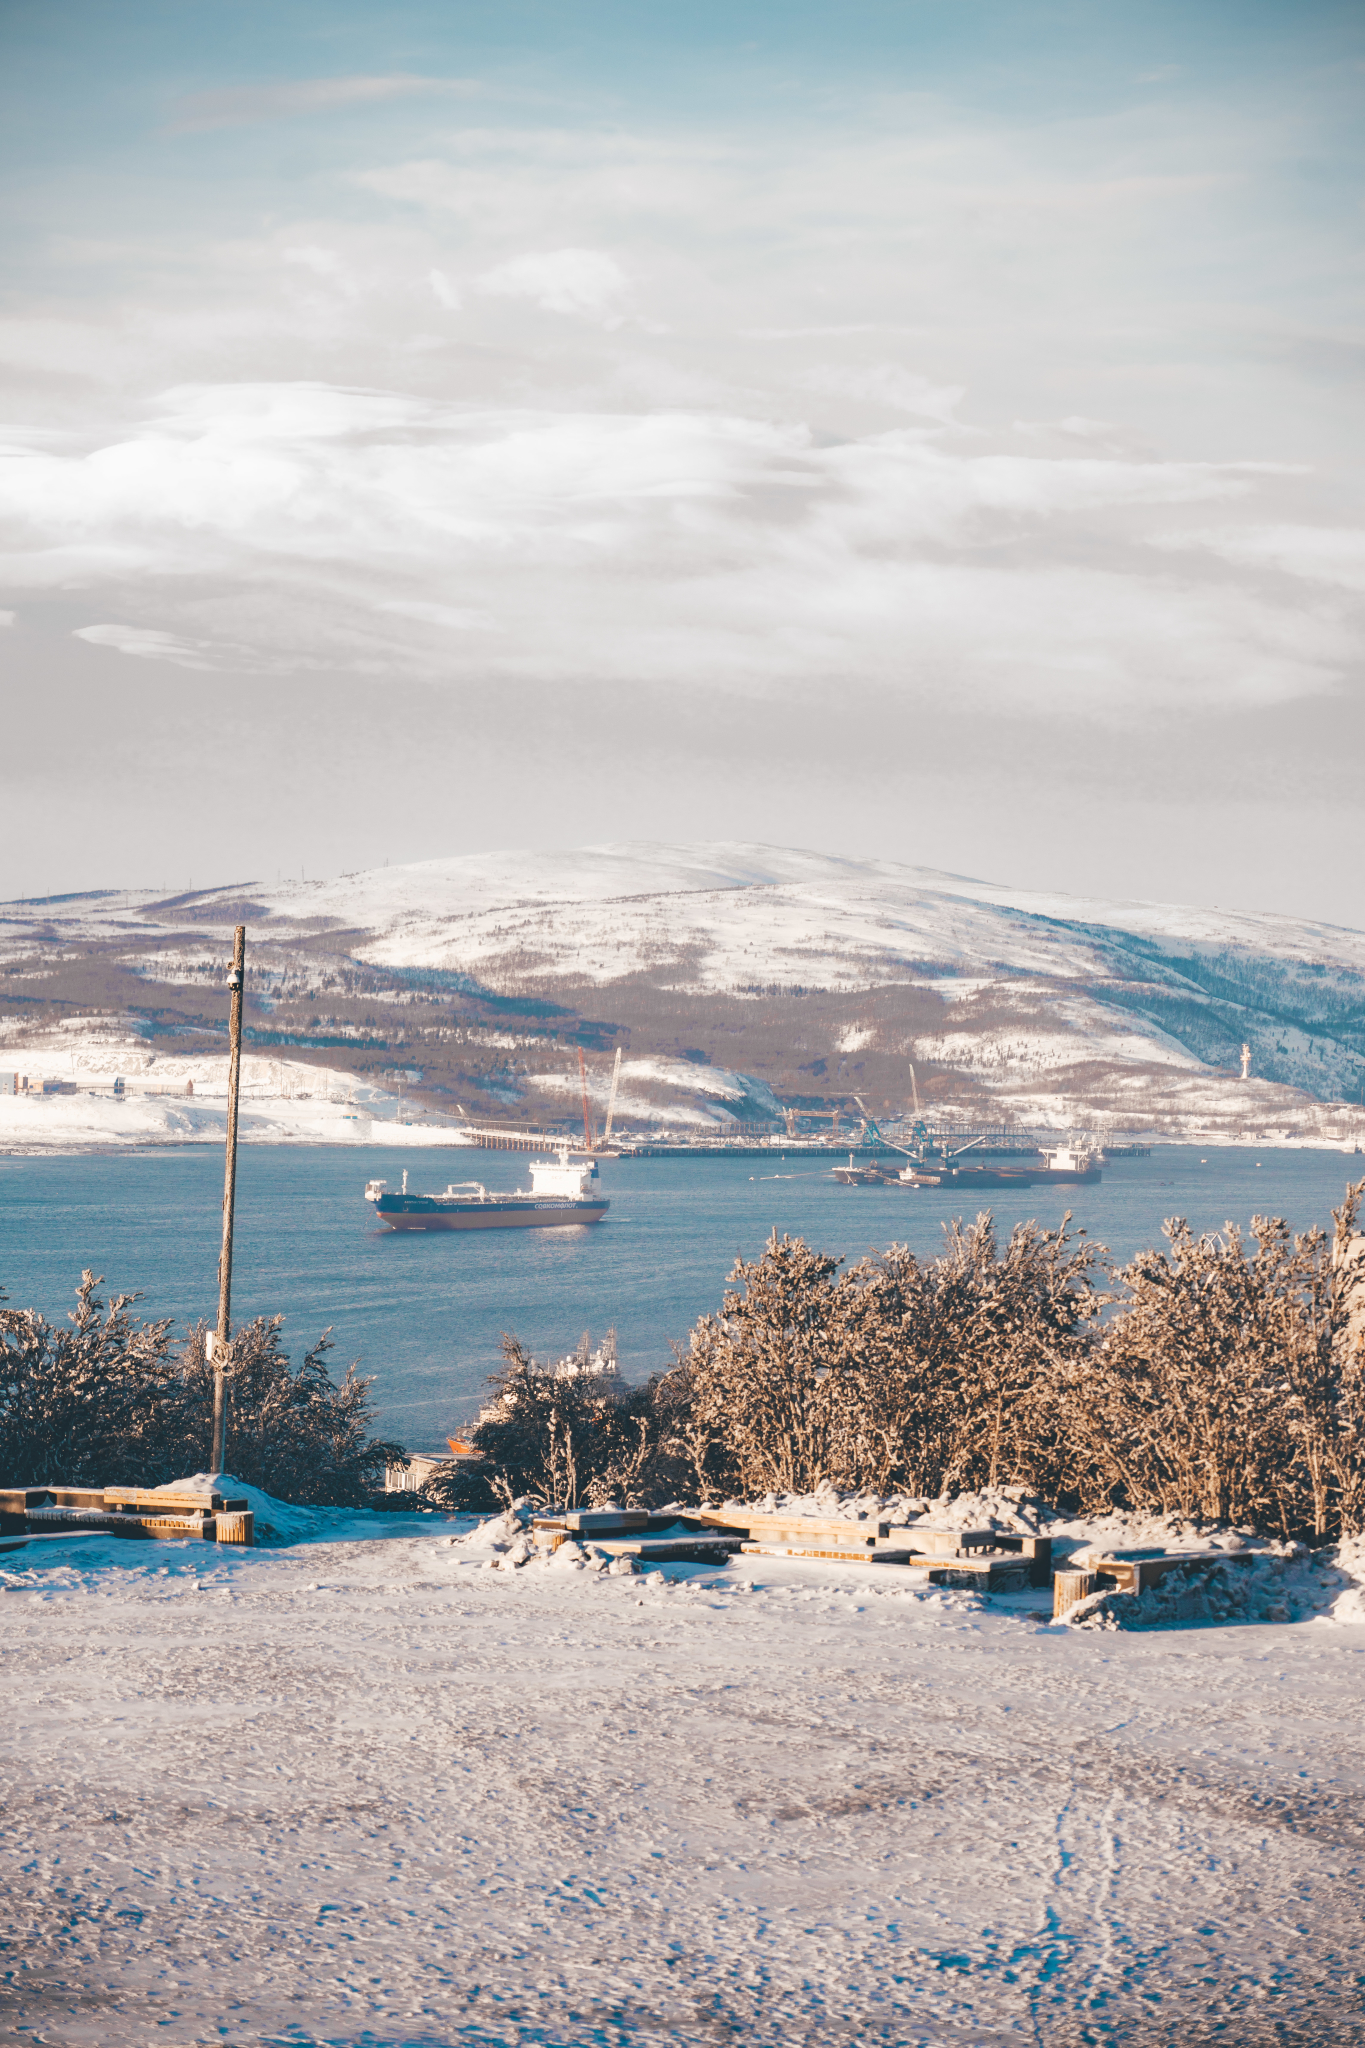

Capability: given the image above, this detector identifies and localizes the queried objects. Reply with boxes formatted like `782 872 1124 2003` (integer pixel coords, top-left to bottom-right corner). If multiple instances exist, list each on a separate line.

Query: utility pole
210 925 246 1476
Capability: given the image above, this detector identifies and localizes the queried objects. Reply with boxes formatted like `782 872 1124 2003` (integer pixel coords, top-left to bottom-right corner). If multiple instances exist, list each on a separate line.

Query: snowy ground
0 1033 439 1153
2 1020 1362 1155
4 1491 1365 2045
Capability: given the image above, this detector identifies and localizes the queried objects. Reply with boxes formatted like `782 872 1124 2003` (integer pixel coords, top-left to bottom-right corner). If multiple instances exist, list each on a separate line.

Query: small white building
384 1452 453 1494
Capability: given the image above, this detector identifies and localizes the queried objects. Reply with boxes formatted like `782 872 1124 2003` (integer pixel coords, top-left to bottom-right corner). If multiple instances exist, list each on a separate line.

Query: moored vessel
1031 1143 1102 1185
899 1161 1036 1189
831 1154 895 1185
366 1150 609 1231
896 1131 1034 1190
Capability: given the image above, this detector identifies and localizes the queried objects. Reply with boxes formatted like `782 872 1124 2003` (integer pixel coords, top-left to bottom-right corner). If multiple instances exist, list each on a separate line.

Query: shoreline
3 1132 1364 1159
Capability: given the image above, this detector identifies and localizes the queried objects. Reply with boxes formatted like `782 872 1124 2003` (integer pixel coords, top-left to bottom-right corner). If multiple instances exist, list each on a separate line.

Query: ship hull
902 1168 1036 1189
374 1196 608 1231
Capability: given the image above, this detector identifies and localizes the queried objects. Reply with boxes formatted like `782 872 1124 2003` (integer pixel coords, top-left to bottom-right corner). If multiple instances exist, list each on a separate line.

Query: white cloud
801 363 966 425
1152 524 1365 592
476 248 631 323
283 245 361 299
0 609 13 627
0 385 1343 717
1 89 1357 758
378 598 493 631
73 623 214 669
170 75 481 133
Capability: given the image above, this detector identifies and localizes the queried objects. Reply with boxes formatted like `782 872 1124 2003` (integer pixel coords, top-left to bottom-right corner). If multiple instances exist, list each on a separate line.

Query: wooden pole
210 926 246 1475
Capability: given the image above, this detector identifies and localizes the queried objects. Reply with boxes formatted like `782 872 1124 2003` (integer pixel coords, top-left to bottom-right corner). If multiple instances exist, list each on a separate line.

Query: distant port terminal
447 1118 1149 1161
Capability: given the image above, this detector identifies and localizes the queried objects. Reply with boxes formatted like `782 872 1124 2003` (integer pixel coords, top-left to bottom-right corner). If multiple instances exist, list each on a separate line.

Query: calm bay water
2 1142 1361 1451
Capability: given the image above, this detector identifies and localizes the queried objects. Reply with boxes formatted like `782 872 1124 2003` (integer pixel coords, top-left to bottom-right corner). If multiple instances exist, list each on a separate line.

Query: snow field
4 1491 1365 2044
0 1032 416 1152
215 840 1365 985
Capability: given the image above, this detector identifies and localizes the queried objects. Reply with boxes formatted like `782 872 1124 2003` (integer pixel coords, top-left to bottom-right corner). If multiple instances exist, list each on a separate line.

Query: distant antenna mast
578 1048 596 1150
1240 1043 1252 1081
602 1047 623 1145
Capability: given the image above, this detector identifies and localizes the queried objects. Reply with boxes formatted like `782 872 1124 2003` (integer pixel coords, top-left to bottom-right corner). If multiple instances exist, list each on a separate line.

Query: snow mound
735 1482 1056 1537
698 1485 1365 1628
443 1507 532 1567
158 1474 442 1546
1062 1546 1314 1630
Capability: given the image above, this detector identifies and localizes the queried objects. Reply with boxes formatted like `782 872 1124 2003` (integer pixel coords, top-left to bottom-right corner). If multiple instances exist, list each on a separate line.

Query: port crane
781 1105 851 1139
852 1095 917 1158
601 1047 623 1147
850 1091 985 1169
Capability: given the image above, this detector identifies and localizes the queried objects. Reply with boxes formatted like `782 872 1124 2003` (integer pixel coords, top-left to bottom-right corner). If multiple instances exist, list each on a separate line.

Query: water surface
2 1143 1360 1449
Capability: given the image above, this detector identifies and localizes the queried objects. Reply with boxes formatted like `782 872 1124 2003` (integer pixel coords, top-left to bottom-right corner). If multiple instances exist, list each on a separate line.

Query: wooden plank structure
531 1508 1051 1589
1052 1569 1100 1618
0 1485 253 1546
1072 1547 1259 1597
532 1513 743 1566
1052 1547 1268 1617
535 1515 1274 1614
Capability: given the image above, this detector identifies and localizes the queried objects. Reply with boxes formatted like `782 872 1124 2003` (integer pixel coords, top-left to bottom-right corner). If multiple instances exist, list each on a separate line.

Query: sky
1 0 1363 922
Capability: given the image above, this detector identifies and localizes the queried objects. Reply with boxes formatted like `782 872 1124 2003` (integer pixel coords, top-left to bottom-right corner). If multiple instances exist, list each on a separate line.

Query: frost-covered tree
0 1273 403 1505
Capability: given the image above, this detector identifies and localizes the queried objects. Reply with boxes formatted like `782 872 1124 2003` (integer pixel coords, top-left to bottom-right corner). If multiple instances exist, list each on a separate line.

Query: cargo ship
831 1155 894 1185
899 1161 1036 1189
831 1130 1103 1191
903 1142 1101 1189
365 1151 609 1231
895 1132 1034 1190
831 1149 1035 1191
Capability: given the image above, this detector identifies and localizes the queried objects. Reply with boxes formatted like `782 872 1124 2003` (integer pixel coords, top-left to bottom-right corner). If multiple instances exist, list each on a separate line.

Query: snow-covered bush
0 1271 403 1504
439 1181 1365 1542
0 1270 187 1487
679 1216 1100 1501
176 1317 405 1505
1059 1187 1365 1539
426 1334 693 1512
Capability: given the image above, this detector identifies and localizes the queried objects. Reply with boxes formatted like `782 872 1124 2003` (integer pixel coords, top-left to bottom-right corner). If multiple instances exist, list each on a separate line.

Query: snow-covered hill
234 841 1365 1106
232 840 1365 991
3 843 1364 1144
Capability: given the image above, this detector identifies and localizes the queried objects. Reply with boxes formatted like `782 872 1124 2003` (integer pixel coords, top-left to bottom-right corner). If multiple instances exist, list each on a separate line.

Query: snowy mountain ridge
3 842 1364 1141
236 840 1365 987
227 842 1365 1108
